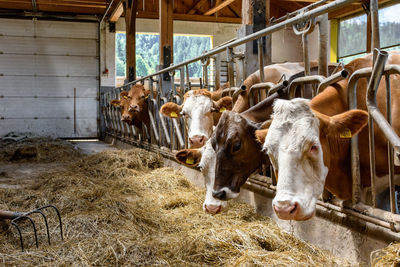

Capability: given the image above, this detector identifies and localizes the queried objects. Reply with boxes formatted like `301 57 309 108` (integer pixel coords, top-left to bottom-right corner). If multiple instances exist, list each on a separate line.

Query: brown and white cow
257 52 400 220
160 87 233 148
175 63 320 214
110 84 151 131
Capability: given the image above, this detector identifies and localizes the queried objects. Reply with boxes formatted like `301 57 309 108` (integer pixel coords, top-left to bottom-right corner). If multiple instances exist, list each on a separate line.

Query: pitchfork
0 205 63 251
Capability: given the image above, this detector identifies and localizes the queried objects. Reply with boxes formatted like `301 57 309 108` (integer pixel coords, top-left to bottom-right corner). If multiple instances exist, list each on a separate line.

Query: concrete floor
69 140 117 155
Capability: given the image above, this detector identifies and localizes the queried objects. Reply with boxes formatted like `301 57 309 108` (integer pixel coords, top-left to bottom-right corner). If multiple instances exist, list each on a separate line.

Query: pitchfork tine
23 216 39 249
32 210 51 245
11 221 24 252
38 205 63 240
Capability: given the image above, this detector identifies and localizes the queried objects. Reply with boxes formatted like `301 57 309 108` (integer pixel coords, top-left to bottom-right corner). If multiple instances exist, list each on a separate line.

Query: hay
371 242 400 266
0 147 351 266
0 137 82 163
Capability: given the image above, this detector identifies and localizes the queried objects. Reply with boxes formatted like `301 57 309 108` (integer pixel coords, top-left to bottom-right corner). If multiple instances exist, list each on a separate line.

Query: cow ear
120 91 128 98
330 109 369 137
110 99 120 107
175 149 202 167
316 109 369 138
160 102 183 118
213 96 233 113
255 129 268 144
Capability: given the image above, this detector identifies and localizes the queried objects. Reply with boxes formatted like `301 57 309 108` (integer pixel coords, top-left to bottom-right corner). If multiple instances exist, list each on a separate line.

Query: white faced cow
258 52 400 221
160 89 232 148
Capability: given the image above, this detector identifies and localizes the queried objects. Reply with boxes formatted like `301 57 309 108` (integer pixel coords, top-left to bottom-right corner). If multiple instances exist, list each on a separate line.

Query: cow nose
121 114 131 121
129 105 139 112
204 205 222 215
212 190 226 200
273 201 299 220
189 135 206 148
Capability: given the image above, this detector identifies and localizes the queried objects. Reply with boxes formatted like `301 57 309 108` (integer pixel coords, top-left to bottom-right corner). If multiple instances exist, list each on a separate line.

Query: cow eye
232 142 241 152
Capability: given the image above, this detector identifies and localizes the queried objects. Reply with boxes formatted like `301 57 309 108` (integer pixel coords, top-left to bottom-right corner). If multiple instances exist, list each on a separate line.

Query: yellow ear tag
340 129 352 138
186 157 194 165
219 107 226 113
123 96 128 99
170 111 178 118
145 95 149 99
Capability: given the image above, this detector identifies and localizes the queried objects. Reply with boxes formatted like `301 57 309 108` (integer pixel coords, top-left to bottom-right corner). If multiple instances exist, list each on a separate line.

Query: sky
379 3 400 23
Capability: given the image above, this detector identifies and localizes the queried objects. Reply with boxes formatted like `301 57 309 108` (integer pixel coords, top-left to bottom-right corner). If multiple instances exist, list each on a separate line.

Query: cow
160 86 233 149
110 84 151 132
175 63 323 214
254 51 400 221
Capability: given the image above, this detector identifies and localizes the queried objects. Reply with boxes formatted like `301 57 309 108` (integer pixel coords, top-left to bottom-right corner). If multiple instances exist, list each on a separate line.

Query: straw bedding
371 242 400 266
0 144 352 266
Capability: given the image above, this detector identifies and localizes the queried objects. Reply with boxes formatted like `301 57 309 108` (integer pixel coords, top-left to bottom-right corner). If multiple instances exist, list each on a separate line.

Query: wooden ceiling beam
187 0 207 15
136 11 241 23
204 0 235 16
109 0 123 21
228 0 240 18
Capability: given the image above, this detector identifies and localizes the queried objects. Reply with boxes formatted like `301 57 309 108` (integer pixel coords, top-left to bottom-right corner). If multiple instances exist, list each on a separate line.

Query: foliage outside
116 33 212 78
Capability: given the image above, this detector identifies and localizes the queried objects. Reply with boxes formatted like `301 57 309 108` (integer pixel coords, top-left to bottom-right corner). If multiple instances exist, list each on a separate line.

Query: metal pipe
258 39 265 83
100 0 115 24
317 14 328 76
370 0 380 53
215 54 221 90
114 0 358 90
302 34 310 76
367 50 389 208
249 82 275 107
227 47 235 88
267 80 290 96
288 75 325 99
385 74 396 213
317 69 349 94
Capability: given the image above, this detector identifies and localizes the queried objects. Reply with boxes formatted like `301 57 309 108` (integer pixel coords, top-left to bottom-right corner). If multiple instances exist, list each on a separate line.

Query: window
115 32 213 79
337 2 400 64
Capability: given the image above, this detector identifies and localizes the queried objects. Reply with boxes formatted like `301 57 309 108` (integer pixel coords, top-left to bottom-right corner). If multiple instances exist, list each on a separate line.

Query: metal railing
100 0 400 235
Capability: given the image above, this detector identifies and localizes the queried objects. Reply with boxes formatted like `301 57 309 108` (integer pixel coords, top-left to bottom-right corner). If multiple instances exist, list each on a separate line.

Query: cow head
160 89 232 148
261 98 368 221
110 91 134 124
175 140 227 214
211 111 267 201
127 84 150 113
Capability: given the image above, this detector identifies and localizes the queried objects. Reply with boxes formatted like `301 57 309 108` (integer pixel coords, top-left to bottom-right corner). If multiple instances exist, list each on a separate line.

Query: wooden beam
159 0 173 64
204 0 235 16
109 0 123 22
228 0 241 18
124 0 138 82
187 0 207 15
136 11 242 23
242 0 252 24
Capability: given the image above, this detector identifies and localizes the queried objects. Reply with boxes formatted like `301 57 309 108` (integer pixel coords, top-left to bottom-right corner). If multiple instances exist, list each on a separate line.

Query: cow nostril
213 190 226 200
289 203 298 214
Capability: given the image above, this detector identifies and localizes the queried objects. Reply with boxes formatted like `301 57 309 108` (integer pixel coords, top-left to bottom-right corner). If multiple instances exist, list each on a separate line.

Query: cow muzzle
189 135 207 148
121 114 132 123
212 188 239 201
204 204 222 215
272 200 314 221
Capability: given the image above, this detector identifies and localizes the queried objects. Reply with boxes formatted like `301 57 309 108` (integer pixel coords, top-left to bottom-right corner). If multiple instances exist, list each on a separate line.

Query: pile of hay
0 137 82 163
0 147 350 266
371 242 400 266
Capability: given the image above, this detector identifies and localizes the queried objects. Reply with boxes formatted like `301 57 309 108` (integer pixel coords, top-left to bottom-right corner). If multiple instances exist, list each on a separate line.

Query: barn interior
0 0 399 265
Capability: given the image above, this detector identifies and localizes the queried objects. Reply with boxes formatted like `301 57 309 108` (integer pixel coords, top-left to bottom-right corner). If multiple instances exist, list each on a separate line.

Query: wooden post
237 0 271 84
159 0 173 96
123 0 138 82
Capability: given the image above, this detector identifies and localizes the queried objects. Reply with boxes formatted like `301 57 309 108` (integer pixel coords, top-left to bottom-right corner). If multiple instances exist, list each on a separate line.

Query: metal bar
266 80 290 96
115 0 358 90
227 47 235 88
100 0 115 24
186 65 191 91
249 82 275 107
385 74 396 213
215 54 221 90
317 14 328 77
258 39 265 83
317 69 349 94
288 75 325 99
367 50 389 208
302 34 310 76
370 0 380 53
